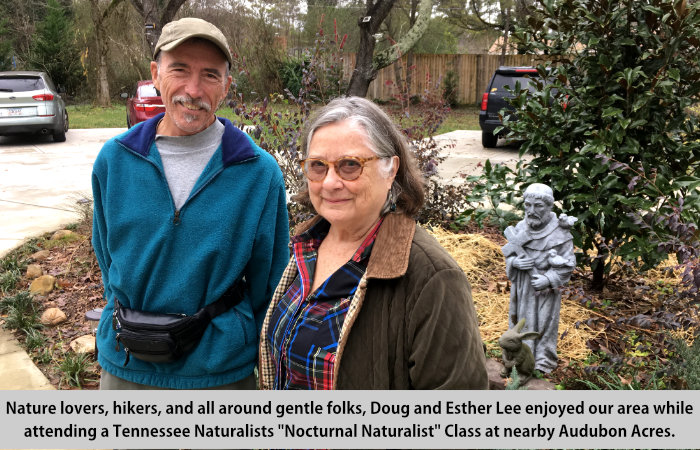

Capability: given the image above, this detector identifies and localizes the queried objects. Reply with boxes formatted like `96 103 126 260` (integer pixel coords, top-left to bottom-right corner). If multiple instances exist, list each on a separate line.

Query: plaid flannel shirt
265 218 382 390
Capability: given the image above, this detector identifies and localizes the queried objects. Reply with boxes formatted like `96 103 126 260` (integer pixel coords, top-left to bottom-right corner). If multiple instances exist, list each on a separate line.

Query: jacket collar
293 213 416 280
116 113 257 166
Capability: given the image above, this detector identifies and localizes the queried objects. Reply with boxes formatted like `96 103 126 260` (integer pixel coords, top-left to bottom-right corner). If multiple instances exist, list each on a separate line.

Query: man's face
524 196 552 230
150 39 232 136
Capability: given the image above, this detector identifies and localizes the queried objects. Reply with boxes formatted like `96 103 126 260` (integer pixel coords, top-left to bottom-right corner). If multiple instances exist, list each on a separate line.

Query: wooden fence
342 53 550 105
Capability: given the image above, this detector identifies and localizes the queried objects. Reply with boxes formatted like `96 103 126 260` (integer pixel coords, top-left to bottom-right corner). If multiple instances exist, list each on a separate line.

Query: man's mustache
172 95 212 112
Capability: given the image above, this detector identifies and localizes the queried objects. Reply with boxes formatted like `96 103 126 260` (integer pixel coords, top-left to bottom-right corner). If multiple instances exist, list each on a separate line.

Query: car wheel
482 131 498 148
53 110 68 142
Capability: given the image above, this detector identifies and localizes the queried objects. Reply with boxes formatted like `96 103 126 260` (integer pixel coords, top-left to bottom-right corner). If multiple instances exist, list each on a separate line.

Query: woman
259 97 488 389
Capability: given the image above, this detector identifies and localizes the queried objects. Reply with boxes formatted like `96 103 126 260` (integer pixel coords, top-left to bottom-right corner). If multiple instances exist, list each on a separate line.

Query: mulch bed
3 219 699 389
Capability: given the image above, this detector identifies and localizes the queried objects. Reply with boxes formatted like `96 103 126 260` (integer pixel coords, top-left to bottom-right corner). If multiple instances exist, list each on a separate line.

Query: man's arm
91 163 112 302
245 174 290 333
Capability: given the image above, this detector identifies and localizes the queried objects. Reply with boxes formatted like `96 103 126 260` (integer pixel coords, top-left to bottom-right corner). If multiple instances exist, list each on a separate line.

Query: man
502 183 576 373
91 17 289 389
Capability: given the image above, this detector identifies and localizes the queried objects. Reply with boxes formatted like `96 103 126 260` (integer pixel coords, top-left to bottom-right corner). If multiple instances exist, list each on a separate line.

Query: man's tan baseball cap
154 17 232 66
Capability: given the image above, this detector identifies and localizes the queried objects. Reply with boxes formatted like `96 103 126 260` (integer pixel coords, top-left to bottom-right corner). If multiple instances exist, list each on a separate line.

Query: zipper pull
173 210 181 225
123 348 130 367
115 333 121 351
112 308 121 331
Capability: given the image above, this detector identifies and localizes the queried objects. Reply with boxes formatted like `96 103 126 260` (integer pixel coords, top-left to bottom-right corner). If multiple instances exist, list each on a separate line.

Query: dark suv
479 66 539 148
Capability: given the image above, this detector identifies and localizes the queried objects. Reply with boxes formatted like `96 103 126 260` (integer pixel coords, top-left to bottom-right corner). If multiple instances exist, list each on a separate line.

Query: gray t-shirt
155 120 225 210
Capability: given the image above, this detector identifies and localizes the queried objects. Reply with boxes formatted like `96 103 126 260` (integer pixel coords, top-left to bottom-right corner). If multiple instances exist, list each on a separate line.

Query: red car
124 80 165 128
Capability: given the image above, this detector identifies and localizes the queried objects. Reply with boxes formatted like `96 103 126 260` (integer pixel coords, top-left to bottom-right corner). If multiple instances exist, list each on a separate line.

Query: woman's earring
389 189 397 212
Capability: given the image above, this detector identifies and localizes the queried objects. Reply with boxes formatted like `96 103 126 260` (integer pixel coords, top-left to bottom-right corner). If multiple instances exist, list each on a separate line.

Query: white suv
0 71 69 142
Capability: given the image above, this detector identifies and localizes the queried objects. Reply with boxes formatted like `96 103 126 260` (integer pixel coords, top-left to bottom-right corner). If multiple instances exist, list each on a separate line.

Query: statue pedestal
486 358 556 390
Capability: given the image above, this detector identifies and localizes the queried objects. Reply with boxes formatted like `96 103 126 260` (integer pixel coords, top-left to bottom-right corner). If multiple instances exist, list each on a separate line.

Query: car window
43 76 57 92
0 76 45 92
137 84 160 98
492 75 536 92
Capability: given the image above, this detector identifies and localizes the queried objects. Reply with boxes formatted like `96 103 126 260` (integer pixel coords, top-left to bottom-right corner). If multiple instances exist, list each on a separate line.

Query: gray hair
296 96 425 216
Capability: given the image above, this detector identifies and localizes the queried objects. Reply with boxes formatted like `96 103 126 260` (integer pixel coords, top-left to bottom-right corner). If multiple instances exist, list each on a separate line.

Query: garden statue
502 183 577 373
498 318 540 384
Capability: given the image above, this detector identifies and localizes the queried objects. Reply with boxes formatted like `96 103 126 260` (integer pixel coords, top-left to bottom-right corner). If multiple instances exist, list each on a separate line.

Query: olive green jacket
259 213 488 390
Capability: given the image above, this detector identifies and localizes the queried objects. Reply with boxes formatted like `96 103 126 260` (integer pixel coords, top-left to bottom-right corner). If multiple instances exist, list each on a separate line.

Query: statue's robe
502 212 575 372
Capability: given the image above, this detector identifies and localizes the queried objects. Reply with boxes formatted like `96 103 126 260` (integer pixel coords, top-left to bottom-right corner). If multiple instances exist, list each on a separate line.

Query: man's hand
531 274 550 290
512 255 534 270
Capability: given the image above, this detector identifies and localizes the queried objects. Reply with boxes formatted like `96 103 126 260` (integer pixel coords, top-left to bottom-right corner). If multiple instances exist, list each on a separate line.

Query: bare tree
438 0 533 64
129 0 188 55
88 0 126 106
346 0 432 97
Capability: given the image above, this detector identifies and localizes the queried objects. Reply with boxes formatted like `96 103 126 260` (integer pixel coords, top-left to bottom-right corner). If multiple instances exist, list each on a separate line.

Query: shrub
466 0 700 290
278 57 306 98
442 70 459 108
672 339 700 389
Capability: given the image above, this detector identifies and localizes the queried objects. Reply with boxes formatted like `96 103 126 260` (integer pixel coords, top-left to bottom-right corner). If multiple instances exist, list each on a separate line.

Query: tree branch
374 0 432 70
160 0 188 25
101 0 126 23
129 0 143 16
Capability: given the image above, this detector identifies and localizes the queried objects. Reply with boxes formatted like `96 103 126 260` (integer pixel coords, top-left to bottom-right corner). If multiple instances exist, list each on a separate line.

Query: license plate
8 108 21 116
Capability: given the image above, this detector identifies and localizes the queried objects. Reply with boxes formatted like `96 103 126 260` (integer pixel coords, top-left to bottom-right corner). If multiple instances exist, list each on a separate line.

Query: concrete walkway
0 327 55 389
0 128 122 390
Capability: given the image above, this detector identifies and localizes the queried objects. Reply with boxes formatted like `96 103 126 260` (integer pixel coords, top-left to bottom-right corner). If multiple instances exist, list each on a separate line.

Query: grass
66 104 129 128
65 102 481 132
59 351 92 388
439 105 481 133
2 291 41 331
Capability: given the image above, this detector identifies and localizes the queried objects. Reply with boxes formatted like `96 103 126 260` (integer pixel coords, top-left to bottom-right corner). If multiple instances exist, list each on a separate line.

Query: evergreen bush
463 0 700 290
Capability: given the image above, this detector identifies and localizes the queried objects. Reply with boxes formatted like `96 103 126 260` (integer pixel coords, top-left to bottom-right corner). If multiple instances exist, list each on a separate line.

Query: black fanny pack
112 281 245 366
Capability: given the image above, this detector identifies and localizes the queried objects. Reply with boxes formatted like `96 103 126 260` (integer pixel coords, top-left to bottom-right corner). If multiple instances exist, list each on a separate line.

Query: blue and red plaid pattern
266 218 383 390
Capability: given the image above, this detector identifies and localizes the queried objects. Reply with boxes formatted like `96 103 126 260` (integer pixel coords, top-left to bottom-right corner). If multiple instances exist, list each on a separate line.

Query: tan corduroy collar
292 213 416 280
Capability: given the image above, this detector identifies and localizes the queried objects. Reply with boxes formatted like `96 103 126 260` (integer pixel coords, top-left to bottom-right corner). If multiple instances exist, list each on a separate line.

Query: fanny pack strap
199 279 246 320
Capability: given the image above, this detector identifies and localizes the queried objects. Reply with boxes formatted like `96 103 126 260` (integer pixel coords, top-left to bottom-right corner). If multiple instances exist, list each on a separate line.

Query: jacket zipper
116 140 259 227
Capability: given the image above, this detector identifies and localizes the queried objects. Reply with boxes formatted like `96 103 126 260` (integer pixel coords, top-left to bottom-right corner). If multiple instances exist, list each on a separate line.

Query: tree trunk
499 1 511 66
90 0 124 107
142 0 159 54
96 49 110 106
95 27 111 107
346 0 432 97
346 25 378 97
404 0 420 99
129 0 187 56
590 244 608 291
373 0 431 70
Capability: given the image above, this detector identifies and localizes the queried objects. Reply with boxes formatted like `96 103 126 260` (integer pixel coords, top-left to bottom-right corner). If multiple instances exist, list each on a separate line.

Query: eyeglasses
300 156 382 181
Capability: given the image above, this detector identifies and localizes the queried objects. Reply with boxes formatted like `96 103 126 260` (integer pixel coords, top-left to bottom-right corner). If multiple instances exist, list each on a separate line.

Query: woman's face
307 120 398 234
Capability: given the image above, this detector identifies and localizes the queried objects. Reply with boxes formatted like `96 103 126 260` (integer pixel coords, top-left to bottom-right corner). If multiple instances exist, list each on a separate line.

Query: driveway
0 129 125 257
0 128 526 258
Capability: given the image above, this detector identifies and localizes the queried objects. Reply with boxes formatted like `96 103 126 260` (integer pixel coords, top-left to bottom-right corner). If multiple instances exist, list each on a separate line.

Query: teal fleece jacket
91 114 289 388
